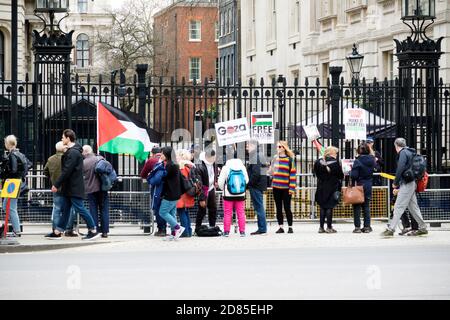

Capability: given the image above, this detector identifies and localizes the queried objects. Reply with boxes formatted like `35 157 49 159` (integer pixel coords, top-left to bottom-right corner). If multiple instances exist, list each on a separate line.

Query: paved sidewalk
3 221 448 254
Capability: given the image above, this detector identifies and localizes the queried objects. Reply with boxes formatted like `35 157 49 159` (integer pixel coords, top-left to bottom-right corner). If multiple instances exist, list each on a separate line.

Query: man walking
44 142 77 237
381 138 428 237
83 145 110 238
246 140 268 235
47 129 100 240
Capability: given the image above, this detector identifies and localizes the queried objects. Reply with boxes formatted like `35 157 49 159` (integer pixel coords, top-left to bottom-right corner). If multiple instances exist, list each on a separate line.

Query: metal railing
414 174 450 222
1 174 449 235
0 176 153 234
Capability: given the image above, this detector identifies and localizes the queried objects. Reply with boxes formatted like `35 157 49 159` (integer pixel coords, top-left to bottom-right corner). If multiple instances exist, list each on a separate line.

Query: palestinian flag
97 102 156 162
312 139 326 157
251 113 273 126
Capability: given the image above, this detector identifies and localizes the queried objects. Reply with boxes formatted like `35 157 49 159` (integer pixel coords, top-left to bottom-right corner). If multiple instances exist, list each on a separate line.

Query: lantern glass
402 0 435 20
35 0 69 13
346 45 364 78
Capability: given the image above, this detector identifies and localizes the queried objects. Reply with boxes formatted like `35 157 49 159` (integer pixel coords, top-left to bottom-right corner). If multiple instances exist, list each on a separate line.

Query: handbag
342 180 365 205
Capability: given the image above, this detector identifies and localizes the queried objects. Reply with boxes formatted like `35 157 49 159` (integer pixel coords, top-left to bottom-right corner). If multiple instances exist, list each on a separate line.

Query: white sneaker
163 235 175 241
174 226 185 240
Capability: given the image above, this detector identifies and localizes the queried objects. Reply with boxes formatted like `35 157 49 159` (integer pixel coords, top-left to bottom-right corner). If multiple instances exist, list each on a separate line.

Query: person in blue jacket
350 142 375 234
147 161 167 236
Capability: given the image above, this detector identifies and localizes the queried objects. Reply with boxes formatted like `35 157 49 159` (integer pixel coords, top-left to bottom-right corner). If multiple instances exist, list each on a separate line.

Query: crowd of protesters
0 129 430 241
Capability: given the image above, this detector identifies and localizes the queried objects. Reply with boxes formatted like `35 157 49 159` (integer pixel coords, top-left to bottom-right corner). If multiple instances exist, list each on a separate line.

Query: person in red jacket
140 146 161 179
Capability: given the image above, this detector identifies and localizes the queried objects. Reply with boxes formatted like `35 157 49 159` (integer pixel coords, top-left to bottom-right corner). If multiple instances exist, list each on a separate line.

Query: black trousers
401 212 419 230
319 207 333 229
273 188 293 227
195 189 217 230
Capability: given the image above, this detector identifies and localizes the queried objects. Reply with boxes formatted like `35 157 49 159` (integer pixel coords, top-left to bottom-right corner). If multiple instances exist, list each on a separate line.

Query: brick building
152 0 219 139
153 0 219 83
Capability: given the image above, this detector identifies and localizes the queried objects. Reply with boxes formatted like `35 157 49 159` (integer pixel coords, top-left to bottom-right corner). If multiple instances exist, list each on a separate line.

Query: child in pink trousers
218 157 249 237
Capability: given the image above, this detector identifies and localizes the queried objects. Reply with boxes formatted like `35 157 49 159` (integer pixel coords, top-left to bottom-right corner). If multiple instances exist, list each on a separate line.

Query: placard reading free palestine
251 112 274 144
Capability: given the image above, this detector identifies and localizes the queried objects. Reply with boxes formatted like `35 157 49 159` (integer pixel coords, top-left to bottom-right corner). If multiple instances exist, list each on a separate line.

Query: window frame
76 33 90 68
78 0 88 14
189 57 201 82
0 31 4 79
189 20 202 42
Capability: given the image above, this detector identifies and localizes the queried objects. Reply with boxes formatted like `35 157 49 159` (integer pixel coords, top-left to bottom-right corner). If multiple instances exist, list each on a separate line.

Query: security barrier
1 173 449 234
415 174 450 222
0 176 153 234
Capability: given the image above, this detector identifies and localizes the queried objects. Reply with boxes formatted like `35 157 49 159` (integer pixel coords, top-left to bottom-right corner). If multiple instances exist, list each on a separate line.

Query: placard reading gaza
215 117 251 147
251 112 274 144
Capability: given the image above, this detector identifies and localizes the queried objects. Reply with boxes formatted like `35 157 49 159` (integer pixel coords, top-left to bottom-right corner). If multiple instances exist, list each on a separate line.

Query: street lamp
346 43 364 84
400 0 436 42
276 74 286 140
35 0 69 35
402 0 435 20
35 0 69 13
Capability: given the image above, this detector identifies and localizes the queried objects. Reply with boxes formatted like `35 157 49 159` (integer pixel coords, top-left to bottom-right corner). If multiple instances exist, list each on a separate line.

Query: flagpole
97 101 100 155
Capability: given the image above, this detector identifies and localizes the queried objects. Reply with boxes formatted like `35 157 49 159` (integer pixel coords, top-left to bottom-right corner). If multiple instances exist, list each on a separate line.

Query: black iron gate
1 68 450 178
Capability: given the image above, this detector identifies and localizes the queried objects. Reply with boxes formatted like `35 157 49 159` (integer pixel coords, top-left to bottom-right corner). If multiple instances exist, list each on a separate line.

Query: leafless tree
95 0 168 76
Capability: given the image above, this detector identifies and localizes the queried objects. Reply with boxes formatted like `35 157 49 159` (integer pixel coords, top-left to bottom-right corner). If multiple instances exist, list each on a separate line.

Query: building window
0 31 4 79
267 0 277 42
189 57 201 81
189 20 201 41
228 9 232 34
220 12 224 36
78 0 88 13
76 33 90 68
224 10 229 36
383 50 394 80
216 58 219 81
291 69 299 84
215 21 219 41
322 62 329 87
247 0 256 50
290 0 300 35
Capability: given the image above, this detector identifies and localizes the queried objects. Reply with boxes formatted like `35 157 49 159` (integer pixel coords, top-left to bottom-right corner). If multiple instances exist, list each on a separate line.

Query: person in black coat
313 146 344 233
350 142 376 233
246 140 268 235
194 149 218 232
158 146 185 240
49 129 100 240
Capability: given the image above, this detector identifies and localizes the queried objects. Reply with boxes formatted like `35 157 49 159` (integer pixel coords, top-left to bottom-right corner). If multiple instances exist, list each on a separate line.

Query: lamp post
395 0 443 172
276 75 286 141
346 43 364 88
11 0 18 136
345 44 364 160
35 0 69 34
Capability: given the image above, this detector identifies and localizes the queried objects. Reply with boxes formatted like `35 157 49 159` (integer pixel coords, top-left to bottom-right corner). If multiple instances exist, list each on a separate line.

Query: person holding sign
313 146 344 234
268 141 297 234
0 135 31 238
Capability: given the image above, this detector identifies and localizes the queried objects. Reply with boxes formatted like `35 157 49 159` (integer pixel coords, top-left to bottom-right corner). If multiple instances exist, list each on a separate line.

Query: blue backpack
227 169 246 195
94 158 118 191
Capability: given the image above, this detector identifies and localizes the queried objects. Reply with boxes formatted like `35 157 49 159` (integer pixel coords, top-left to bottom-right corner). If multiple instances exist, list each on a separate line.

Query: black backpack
195 225 223 237
179 167 202 197
402 149 427 182
11 150 31 179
